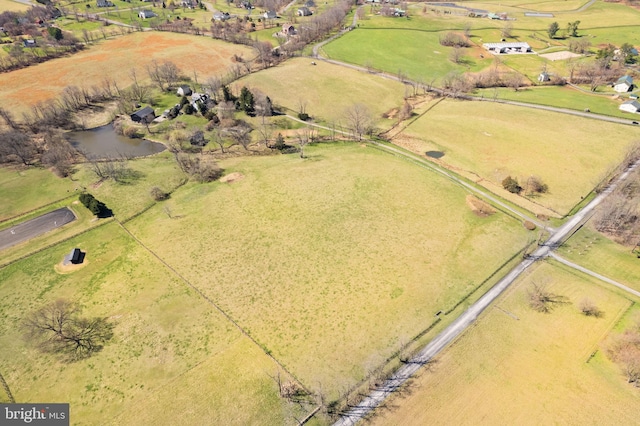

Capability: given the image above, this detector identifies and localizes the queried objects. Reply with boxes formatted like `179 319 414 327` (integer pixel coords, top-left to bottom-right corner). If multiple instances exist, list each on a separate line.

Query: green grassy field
370 261 640 425
235 58 407 124
0 222 309 424
557 224 640 292
477 86 632 118
124 142 531 397
0 167 79 221
396 99 637 215
321 28 492 84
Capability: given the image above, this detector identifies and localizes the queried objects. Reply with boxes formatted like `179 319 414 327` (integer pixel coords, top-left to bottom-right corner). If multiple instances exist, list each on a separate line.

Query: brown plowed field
0 32 253 114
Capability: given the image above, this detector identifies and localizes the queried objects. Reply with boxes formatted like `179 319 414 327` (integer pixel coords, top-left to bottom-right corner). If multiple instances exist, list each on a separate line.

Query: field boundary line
583 299 633 363
114 219 315 398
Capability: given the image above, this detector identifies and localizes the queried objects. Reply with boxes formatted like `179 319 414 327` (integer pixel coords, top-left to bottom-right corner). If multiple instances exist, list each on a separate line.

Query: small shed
177 85 192 96
538 72 550 82
130 106 155 123
70 248 82 264
282 23 296 36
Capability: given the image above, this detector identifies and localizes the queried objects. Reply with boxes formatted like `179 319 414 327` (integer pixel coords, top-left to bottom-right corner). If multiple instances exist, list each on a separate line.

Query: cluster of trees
439 31 470 48
79 193 111 217
0 109 77 176
548 21 581 38
502 175 548 196
22 299 113 362
0 6 83 72
607 319 640 386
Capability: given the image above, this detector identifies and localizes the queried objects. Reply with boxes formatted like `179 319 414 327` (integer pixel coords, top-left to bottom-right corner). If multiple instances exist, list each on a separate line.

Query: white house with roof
614 75 634 93
483 42 532 54
620 100 640 114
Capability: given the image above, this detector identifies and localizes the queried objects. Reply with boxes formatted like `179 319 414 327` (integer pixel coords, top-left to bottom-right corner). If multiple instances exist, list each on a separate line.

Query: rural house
177 85 192 96
96 0 115 7
264 10 277 19
619 100 640 114
130 106 155 123
538 72 550 82
297 6 312 16
282 23 296 36
614 75 633 93
239 0 253 9
213 11 230 21
22 39 36 48
304 0 315 7
483 42 532 54
181 0 198 8
138 10 157 19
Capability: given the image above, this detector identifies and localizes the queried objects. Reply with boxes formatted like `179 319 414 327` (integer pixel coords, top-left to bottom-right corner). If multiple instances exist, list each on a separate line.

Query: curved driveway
0 208 76 251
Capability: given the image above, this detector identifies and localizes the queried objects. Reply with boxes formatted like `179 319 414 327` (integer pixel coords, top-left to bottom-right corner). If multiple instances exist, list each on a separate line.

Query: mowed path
0 207 76 251
0 32 254 115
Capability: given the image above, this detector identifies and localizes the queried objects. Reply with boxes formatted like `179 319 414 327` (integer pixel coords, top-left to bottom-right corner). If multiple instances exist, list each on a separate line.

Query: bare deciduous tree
22 299 113 361
344 103 373 141
579 298 603 318
528 282 568 313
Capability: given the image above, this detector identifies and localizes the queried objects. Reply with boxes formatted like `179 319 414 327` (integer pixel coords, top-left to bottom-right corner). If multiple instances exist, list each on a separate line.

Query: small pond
426 151 445 159
66 124 166 159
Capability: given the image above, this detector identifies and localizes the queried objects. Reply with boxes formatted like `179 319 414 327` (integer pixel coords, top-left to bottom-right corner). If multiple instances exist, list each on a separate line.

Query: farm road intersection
0 207 76 251
333 158 640 425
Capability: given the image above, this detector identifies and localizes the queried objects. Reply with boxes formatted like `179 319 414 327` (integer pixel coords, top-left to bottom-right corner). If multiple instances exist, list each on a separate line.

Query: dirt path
333 157 640 425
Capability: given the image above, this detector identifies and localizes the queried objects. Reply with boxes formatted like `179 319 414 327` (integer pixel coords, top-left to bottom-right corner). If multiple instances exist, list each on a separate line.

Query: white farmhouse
614 75 634 93
619 100 640 114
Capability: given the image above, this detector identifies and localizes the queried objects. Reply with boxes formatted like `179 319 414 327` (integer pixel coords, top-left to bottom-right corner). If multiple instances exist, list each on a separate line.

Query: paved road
549 252 640 298
0 208 76 251
334 158 640 425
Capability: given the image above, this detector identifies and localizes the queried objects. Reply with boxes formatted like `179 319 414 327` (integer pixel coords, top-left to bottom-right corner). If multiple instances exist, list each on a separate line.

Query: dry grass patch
126 143 530 398
465 195 496 217
234 58 406 125
0 223 307 423
371 261 640 425
397 99 637 215
0 32 253 115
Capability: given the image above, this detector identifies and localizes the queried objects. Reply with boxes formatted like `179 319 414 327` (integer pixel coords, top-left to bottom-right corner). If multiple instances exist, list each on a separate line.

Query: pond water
66 124 166 159
426 151 445 159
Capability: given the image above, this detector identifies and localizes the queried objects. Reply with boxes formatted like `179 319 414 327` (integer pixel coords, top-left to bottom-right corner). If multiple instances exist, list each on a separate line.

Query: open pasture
479 86 631 119
370 261 640 425
0 32 253 115
396 99 637 215
557 225 640 293
0 222 307 424
235 57 407 124
125 142 530 397
321 28 492 84
0 167 79 221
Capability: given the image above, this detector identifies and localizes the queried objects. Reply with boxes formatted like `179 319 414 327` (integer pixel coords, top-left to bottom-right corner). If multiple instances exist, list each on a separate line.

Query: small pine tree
237 87 255 115
274 133 285 150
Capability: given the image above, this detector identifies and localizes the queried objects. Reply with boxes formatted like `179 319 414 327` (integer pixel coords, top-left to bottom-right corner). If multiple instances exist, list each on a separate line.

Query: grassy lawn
0 167 79 221
125 142 531 398
0 222 309 424
235 57 407 125
321 28 493 85
70 151 186 220
478 86 632 118
557 224 640 292
396 99 637 215
370 261 640 425
0 32 254 115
